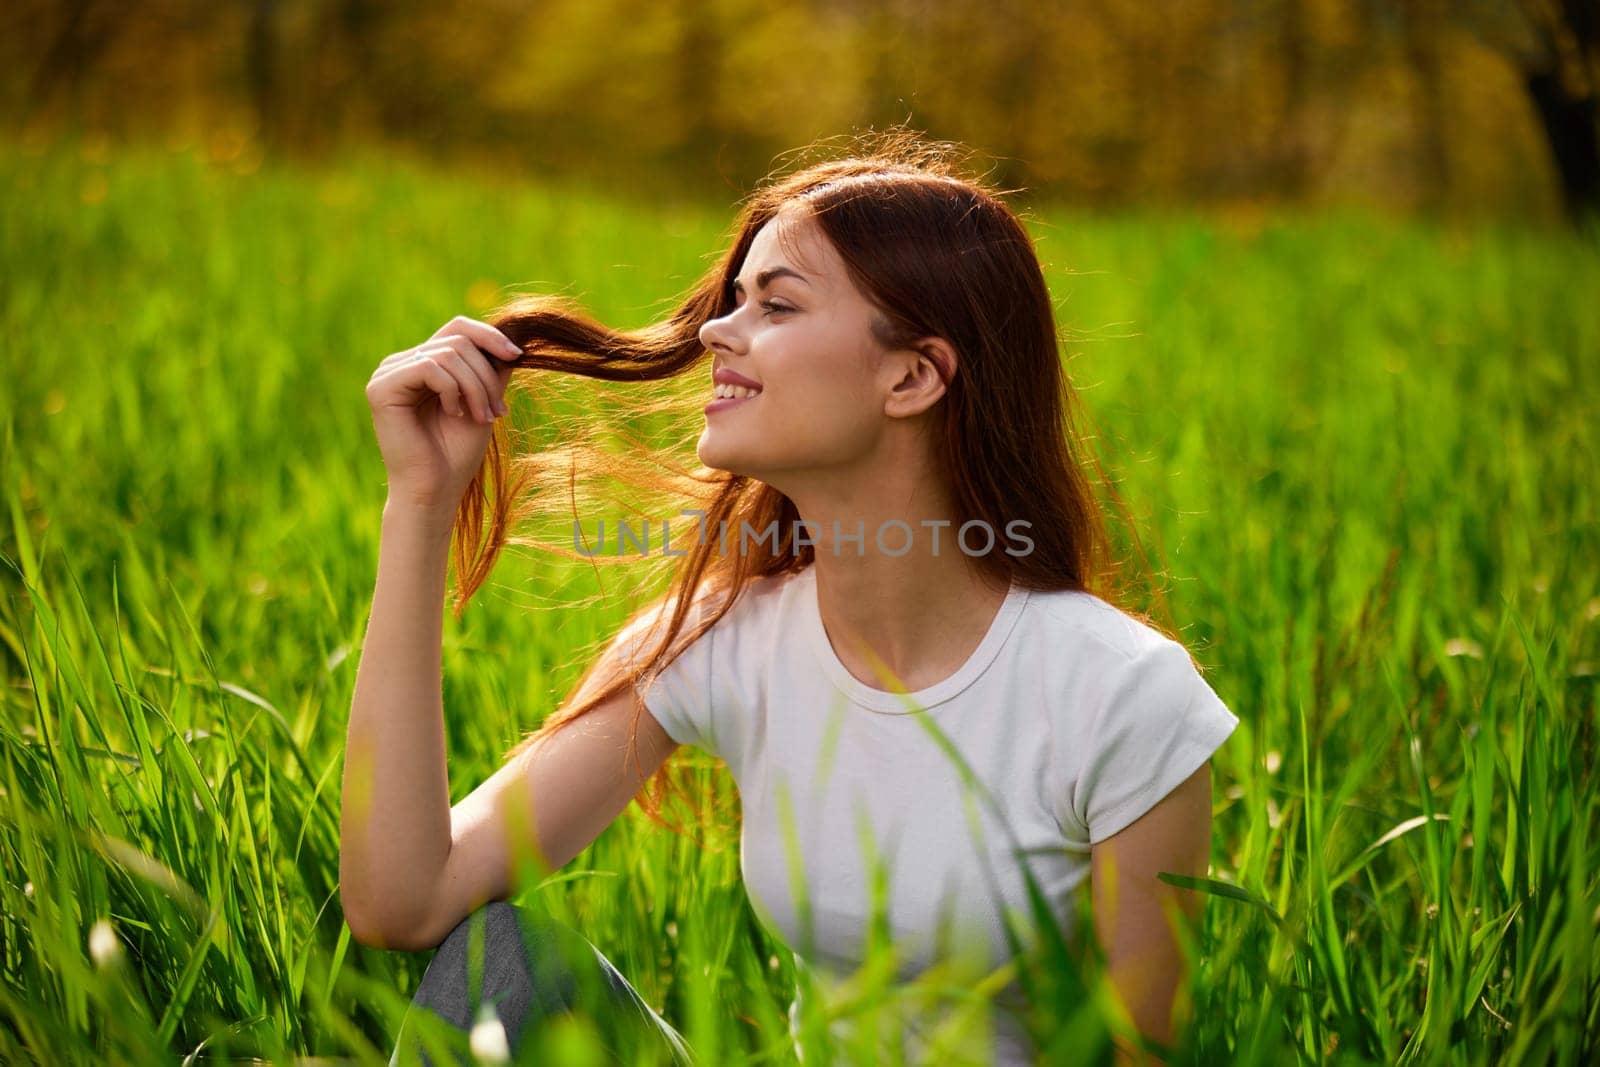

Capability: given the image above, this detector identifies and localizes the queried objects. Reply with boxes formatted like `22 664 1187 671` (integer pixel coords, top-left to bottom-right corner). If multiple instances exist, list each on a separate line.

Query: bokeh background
4 0 1598 222
2 2 1597 1066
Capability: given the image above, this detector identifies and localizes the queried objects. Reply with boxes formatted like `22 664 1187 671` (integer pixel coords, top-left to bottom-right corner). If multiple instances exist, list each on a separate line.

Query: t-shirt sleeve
607 594 719 756
1071 638 1240 845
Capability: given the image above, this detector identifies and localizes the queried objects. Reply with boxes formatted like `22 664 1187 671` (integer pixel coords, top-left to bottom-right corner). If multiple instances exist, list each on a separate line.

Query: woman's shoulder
1021 584 1181 666
718 566 815 639
633 566 804 644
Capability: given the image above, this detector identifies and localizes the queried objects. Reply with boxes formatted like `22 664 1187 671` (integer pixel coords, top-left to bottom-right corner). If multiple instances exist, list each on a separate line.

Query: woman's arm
337 493 686 951
1089 761 1215 1066
338 497 458 945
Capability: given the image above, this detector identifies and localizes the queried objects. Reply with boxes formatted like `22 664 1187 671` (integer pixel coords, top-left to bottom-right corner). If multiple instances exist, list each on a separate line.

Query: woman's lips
704 391 760 415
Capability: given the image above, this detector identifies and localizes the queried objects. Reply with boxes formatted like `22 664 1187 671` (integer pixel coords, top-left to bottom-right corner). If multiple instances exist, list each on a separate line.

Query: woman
342 133 1240 1066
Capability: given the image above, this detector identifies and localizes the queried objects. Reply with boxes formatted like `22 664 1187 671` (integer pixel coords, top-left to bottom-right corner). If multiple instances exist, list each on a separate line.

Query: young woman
341 135 1240 1066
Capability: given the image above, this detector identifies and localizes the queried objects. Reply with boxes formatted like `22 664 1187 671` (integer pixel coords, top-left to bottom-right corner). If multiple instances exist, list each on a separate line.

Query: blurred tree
667 0 724 180
1461 0 1598 219
18 0 132 129
1400 0 1453 209
246 0 284 153
0 0 1579 220
1271 0 1317 197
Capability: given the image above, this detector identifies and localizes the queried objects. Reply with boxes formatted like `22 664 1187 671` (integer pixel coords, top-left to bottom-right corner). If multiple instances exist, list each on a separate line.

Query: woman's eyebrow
731 265 812 294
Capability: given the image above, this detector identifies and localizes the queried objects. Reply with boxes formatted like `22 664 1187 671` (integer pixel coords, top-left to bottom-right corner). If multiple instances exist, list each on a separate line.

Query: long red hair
445 129 1173 846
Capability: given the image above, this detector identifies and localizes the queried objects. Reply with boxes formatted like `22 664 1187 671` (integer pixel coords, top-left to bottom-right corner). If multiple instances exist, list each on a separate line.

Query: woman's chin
699 456 765 486
696 441 738 475
697 432 783 482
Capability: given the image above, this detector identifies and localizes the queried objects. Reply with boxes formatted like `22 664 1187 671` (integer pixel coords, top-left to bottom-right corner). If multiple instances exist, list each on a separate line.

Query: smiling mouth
704 388 761 413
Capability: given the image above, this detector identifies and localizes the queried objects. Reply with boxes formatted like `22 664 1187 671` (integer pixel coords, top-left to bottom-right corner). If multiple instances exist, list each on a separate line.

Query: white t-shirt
616 565 1240 1065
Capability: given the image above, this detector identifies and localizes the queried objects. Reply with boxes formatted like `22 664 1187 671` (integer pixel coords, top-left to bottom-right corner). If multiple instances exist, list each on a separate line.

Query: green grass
2 134 1597 1065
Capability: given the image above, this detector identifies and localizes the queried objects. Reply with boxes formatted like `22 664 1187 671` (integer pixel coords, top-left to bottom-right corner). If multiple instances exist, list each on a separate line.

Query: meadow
1 135 1597 1065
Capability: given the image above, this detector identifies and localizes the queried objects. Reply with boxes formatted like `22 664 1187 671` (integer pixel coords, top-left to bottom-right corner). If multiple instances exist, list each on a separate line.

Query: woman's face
696 208 899 486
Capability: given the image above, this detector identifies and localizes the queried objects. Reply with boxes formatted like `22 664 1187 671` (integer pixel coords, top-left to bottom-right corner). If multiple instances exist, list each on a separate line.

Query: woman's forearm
339 496 457 943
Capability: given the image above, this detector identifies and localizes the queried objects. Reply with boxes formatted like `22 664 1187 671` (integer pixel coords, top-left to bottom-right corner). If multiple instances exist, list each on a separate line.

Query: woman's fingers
440 335 508 419
412 353 466 417
368 316 519 424
414 346 482 422
428 315 523 366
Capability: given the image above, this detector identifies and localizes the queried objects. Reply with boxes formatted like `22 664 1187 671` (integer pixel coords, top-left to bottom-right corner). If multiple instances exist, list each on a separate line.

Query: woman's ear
884 337 957 419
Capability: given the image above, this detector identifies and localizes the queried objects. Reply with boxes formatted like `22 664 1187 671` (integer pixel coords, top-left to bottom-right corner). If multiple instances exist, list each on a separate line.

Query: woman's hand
366 315 523 510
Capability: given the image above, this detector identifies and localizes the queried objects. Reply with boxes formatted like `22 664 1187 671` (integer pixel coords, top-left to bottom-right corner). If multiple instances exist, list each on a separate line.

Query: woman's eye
760 301 792 316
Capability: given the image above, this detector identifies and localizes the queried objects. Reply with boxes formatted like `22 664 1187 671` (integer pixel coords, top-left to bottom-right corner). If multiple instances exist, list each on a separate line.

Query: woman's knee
411 902 603 1027
400 902 691 1064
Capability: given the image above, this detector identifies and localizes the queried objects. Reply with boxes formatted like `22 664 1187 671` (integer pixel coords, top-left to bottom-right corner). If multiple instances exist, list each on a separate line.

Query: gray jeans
388 900 696 1067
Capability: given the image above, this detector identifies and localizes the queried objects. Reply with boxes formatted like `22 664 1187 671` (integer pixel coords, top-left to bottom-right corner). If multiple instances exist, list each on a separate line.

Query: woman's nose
699 314 737 354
